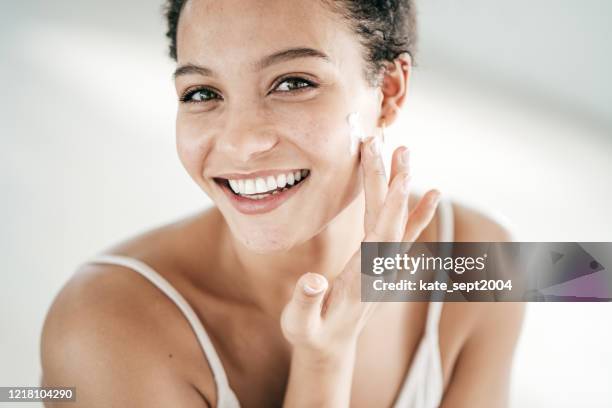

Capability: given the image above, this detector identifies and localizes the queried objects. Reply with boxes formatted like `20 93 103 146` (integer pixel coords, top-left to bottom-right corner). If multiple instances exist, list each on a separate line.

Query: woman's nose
215 108 280 162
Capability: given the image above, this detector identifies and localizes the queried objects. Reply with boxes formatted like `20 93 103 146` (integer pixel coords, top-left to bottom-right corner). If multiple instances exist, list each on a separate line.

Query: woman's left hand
281 136 440 355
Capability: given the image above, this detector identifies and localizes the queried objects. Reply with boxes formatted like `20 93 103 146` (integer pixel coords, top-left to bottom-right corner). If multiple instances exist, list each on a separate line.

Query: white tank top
84 198 454 408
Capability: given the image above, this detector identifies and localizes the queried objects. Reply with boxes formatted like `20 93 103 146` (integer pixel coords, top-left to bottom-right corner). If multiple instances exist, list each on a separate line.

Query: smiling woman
40 1 524 407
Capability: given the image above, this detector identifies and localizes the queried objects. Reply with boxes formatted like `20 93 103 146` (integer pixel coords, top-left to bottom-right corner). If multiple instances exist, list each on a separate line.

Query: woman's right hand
281 136 441 406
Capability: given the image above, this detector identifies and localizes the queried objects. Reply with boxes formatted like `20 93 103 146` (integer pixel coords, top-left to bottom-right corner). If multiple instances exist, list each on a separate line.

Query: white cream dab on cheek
347 112 367 155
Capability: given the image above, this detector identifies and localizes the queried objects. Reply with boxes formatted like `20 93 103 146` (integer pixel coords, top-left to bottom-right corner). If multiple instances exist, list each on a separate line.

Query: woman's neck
219 192 366 319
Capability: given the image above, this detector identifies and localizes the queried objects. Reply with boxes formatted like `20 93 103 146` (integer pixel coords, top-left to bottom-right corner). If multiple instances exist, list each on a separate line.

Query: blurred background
1 0 611 407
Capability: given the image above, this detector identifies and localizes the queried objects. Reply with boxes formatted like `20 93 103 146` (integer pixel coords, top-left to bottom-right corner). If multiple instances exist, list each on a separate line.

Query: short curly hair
163 0 417 86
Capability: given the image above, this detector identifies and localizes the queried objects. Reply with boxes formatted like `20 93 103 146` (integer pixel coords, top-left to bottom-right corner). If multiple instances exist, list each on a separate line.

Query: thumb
281 272 328 343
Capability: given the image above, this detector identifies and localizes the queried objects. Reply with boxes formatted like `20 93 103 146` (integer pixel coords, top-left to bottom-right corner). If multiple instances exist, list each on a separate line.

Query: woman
41 0 525 407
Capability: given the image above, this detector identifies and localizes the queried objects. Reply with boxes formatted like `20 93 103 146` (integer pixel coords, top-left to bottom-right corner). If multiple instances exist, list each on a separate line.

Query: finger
280 273 328 343
403 190 441 242
324 251 361 311
361 136 387 233
365 171 411 243
389 147 411 228
389 147 410 188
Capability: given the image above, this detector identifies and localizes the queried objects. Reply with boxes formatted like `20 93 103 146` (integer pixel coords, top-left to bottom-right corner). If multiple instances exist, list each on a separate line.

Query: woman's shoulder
40 209 221 406
448 197 517 242
40 264 213 406
435 198 524 392
408 192 516 243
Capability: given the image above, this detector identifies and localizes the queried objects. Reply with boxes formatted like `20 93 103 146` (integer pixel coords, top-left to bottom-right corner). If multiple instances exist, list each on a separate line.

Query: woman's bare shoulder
408 193 516 243
40 210 222 407
444 197 522 322
450 198 517 242
437 198 525 394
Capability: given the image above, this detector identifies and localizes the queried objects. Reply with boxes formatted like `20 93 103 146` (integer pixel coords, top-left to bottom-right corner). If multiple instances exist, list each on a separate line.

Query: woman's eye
180 78 315 103
180 88 220 103
274 77 315 93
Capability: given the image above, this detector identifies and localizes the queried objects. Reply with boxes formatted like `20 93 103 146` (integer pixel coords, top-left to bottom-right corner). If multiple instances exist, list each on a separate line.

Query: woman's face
174 0 383 253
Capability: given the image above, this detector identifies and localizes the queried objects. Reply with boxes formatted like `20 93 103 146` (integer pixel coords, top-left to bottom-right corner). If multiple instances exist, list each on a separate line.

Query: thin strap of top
84 254 241 408
437 196 454 243
393 196 453 408
427 196 454 322
433 195 454 328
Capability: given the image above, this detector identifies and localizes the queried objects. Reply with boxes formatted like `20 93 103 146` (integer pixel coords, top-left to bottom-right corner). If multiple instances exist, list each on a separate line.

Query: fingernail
303 273 327 296
400 148 410 166
369 137 380 156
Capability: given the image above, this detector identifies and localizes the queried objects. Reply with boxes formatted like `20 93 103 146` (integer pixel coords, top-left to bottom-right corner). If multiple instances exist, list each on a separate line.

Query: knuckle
280 311 318 343
374 168 386 178
366 159 386 178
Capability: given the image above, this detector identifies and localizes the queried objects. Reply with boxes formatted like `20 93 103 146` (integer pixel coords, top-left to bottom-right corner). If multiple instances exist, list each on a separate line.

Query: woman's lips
215 171 310 215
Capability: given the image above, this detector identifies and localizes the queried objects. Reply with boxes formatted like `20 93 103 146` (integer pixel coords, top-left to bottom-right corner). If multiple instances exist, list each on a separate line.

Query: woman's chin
238 235 296 254
224 222 297 253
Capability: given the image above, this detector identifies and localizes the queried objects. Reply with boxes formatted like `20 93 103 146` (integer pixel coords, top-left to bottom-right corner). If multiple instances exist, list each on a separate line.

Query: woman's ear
378 53 411 127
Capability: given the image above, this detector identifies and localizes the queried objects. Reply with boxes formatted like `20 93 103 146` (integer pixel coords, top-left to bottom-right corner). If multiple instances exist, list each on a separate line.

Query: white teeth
248 192 272 200
244 179 255 194
276 173 287 188
266 176 277 190
226 169 309 197
255 177 267 194
229 179 240 194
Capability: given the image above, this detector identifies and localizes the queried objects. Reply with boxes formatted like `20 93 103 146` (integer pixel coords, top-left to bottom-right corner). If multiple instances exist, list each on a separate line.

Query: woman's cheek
175 116 214 185
272 97 353 159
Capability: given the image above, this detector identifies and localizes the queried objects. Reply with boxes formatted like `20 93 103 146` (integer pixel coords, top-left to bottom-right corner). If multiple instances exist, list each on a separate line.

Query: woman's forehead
176 0 358 67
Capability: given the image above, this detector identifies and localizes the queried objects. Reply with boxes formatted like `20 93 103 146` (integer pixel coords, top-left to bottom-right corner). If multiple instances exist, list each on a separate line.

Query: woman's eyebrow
173 47 331 79
254 47 331 70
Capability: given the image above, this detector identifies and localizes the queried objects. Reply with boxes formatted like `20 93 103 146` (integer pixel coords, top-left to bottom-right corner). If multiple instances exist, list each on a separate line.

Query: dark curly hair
163 0 417 86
